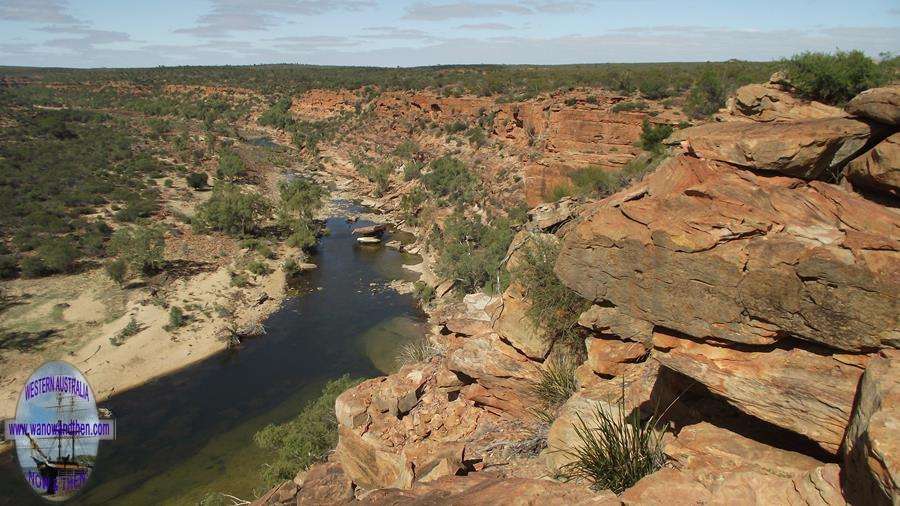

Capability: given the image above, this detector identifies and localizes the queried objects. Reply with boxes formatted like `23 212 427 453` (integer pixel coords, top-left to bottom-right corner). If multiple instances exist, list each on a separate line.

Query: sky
0 0 898 68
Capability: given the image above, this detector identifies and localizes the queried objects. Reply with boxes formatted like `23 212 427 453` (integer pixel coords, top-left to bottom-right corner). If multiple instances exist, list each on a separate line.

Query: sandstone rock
357 236 381 244
846 132 899 198
434 293 495 337
846 86 900 126
620 468 711 505
334 425 415 490
445 332 541 416
434 279 455 299
294 463 355 505
652 329 868 453
721 83 844 123
578 305 653 342
371 365 429 418
527 197 577 231
335 378 379 429
842 353 899 505
556 155 900 352
492 283 551 360
665 422 823 487
359 473 617 505
667 118 880 179
585 337 646 377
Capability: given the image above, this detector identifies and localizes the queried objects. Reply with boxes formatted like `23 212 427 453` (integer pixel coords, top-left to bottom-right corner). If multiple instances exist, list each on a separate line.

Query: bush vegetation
531 356 578 424
512 236 589 345
194 183 270 236
276 177 325 250
422 156 479 204
783 50 892 104
253 375 361 486
216 149 246 180
186 172 208 190
109 224 165 275
560 384 665 493
433 210 517 294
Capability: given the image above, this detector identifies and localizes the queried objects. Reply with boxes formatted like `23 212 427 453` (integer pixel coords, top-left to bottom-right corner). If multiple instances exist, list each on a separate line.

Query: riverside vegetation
1 50 898 504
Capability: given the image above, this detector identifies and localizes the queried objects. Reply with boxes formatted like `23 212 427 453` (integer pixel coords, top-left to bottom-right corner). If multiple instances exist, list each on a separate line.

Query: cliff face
300 87 683 206
258 84 899 505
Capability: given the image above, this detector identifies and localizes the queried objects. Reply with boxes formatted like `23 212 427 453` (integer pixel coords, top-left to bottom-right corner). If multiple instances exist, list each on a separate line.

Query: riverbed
0 202 427 505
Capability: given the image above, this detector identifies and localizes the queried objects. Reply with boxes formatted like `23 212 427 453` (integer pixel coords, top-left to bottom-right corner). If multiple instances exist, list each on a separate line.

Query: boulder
842 353 899 505
492 283 552 359
667 118 880 179
334 425 415 490
578 305 653 342
527 196 577 231
335 378 379 429
445 332 541 417
665 422 823 486
294 463 355 505
846 86 900 126
620 468 711 505
704 467 846 506
359 473 616 505
652 329 868 453
357 236 381 244
371 365 429 418
556 155 900 352
352 223 387 236
720 83 844 123
585 337 646 377
846 132 899 198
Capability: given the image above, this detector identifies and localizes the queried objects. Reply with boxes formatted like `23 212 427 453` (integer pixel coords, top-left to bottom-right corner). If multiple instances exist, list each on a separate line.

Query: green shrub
353 158 392 196
110 317 141 346
564 97 578 106
254 375 361 486
512 236 589 345
194 183 270 236
638 119 673 152
167 306 186 330
433 211 515 294
258 97 295 130
638 75 671 99
114 196 158 222
216 149 246 180
444 121 467 134
531 356 577 424
0 255 17 279
20 256 51 278
684 70 728 118
548 183 574 201
396 336 442 366
230 272 249 287
412 280 435 304
105 258 128 284
783 50 889 105
246 260 270 276
109 224 165 274
393 139 419 158
282 258 300 276
422 156 479 204
186 172 208 190
611 101 648 112
402 159 424 181
286 224 317 251
560 384 665 493
466 126 487 147
36 237 81 274
400 186 427 225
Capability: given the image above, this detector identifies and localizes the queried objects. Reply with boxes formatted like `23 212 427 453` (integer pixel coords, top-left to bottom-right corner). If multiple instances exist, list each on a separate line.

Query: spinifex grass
560 383 666 493
530 356 577 425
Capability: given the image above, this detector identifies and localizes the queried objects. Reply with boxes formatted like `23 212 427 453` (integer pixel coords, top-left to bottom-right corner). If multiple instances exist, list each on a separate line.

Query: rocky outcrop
846 86 900 126
556 155 899 352
719 82 844 123
846 132 899 198
842 352 899 505
667 117 882 179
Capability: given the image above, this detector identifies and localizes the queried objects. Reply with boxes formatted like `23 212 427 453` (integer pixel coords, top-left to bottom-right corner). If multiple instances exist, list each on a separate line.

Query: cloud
456 22 515 30
269 35 361 51
0 0 79 24
38 24 131 51
523 1 596 13
175 0 376 38
403 2 531 21
360 26 435 40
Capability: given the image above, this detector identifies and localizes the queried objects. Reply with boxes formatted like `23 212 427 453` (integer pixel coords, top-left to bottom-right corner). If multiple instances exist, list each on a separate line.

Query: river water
0 202 427 505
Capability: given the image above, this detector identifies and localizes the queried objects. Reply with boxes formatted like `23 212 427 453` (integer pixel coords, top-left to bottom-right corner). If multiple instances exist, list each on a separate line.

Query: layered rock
846 85 900 126
842 352 899 505
846 132 899 198
556 154 899 352
667 117 882 179
718 81 844 123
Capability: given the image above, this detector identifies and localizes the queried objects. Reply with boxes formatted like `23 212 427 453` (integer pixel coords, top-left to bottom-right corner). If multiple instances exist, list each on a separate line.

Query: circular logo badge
3 361 115 501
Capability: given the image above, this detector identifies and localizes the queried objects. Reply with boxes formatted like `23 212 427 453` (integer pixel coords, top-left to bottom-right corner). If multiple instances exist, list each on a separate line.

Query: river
0 201 427 504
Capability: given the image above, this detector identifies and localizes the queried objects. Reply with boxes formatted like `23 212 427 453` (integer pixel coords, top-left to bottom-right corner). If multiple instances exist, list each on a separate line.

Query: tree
186 172 208 190
216 149 246 180
684 70 728 118
105 258 128 284
109 224 165 274
36 237 81 274
194 183 270 236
